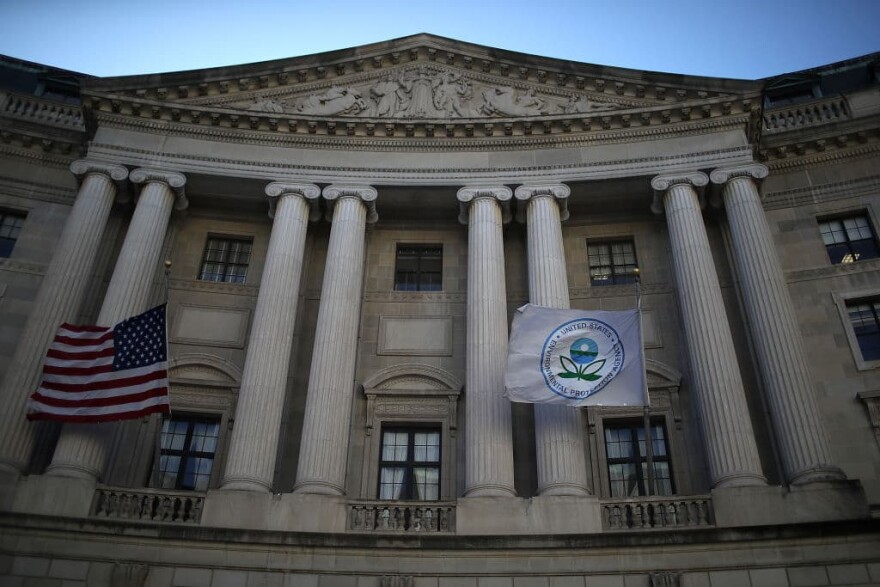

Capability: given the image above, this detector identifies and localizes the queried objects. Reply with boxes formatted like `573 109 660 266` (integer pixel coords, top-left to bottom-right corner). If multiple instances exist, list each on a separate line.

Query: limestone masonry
1 34 879 587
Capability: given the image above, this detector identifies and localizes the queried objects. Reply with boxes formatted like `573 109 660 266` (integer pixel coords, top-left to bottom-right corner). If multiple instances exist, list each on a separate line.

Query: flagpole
634 267 654 497
151 259 173 489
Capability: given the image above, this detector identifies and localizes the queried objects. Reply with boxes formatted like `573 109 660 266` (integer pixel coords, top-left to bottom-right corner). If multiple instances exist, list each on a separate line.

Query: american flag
28 305 170 422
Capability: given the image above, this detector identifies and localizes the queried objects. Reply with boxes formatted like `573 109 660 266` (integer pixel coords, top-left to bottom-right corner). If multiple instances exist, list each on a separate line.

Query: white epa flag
505 304 648 407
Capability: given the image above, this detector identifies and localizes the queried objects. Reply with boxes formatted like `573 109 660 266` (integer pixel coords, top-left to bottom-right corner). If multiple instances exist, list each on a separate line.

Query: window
605 420 674 497
378 427 440 500
588 240 638 286
394 244 442 291
198 236 252 283
156 416 220 491
847 299 880 362
819 214 879 264
0 211 26 257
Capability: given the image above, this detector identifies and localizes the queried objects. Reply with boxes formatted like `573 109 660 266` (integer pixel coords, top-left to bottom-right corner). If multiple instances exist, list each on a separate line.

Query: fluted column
515 184 589 496
294 185 377 495
651 172 766 488
221 183 320 492
457 187 516 497
0 160 127 475
712 164 845 485
46 168 186 480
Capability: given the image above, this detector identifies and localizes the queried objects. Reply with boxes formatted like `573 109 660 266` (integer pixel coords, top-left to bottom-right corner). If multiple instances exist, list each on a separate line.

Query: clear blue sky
1 0 878 80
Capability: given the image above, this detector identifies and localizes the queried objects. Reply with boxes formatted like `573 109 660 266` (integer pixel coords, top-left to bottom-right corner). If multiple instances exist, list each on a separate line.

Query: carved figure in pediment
247 97 286 113
371 77 402 117
398 67 444 118
433 71 472 117
561 94 616 114
297 86 366 116
480 86 547 116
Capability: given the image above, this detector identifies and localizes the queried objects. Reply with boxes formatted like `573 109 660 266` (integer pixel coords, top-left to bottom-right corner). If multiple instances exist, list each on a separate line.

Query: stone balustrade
601 496 713 530
349 501 455 533
763 96 849 132
91 487 204 524
0 91 84 130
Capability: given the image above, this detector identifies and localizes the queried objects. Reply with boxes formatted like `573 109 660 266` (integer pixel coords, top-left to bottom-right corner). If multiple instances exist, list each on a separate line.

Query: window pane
848 300 880 361
382 431 408 461
394 245 443 291
609 463 638 497
199 236 252 283
589 240 637 286
820 215 879 264
413 467 440 500
379 467 406 499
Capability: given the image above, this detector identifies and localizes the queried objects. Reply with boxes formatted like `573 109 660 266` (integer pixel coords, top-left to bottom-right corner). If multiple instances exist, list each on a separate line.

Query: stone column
651 172 766 488
0 160 128 475
294 185 377 495
515 184 590 496
711 164 845 485
457 187 516 497
221 183 320 492
46 168 187 480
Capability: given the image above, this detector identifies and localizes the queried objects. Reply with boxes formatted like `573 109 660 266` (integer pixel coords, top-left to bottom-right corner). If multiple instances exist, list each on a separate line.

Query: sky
0 0 878 80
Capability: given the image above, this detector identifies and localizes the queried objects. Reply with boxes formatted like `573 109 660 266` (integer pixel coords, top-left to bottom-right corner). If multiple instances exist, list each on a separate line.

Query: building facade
1 34 879 586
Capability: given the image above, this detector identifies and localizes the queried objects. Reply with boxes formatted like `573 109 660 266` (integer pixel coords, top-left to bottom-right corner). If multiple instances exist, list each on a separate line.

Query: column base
711 471 767 489
712 479 869 527
220 476 272 493
789 464 847 485
464 484 517 498
293 480 345 496
537 482 590 497
44 463 100 482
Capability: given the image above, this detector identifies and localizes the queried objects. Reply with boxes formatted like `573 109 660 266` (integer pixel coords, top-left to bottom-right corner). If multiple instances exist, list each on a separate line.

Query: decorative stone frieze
220 182 318 492
651 172 766 489
457 185 516 497
712 164 845 485
0 160 128 475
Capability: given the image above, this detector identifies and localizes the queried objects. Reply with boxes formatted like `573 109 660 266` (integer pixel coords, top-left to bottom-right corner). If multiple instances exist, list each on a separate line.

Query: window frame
155 414 222 492
378 425 442 501
817 212 880 265
587 238 639 287
393 243 443 292
833 290 880 371
603 418 675 498
0 209 27 258
197 235 254 284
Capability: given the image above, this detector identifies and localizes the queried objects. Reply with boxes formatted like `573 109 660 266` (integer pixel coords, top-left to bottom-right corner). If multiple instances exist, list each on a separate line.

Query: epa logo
541 318 625 400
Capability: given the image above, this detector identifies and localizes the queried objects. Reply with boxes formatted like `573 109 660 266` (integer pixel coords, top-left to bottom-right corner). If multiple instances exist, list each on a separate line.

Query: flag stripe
28 305 169 422
30 386 168 408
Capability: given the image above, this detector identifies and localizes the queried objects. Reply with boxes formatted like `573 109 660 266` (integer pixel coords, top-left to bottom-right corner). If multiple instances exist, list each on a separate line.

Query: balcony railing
601 495 713 530
91 486 204 524
763 96 849 133
0 91 85 131
349 501 455 533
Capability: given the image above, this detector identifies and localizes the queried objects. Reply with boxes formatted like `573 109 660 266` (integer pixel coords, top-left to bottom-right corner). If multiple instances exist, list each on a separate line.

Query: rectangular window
819 214 879 264
379 427 440 500
0 210 26 258
198 236 252 283
605 420 673 497
157 416 220 491
394 244 442 291
588 240 638 286
847 298 880 362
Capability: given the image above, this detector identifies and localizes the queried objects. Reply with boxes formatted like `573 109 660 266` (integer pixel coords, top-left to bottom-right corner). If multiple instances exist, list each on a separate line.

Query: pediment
83 34 760 124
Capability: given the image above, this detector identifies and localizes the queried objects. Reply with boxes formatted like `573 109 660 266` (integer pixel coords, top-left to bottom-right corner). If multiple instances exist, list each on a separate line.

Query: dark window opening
156 416 220 491
394 244 442 291
198 236 253 283
605 420 674 497
379 427 440 500
588 240 638 286
0 210 26 258
819 214 879 264
847 299 880 362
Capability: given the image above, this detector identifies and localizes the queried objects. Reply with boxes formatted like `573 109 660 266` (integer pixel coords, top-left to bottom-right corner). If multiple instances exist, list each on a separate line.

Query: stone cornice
322 184 378 223
764 139 880 173
785 257 880 284
264 182 322 221
0 175 76 205
650 172 709 214
514 184 571 222
763 175 880 210
87 96 753 150
0 143 79 169
129 168 189 210
87 141 754 186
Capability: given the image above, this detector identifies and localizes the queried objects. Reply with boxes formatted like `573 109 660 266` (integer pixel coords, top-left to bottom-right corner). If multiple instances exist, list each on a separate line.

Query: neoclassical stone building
1 34 879 586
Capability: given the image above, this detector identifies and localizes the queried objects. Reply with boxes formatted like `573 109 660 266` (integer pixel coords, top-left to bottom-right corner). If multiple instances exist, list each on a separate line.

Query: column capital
70 159 128 183
265 182 322 220
514 184 570 222
322 184 378 223
456 186 512 224
709 163 769 186
130 168 188 210
650 172 708 214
